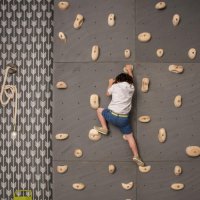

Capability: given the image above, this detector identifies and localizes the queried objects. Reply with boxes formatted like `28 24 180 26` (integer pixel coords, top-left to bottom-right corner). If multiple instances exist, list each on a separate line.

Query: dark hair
114 73 133 84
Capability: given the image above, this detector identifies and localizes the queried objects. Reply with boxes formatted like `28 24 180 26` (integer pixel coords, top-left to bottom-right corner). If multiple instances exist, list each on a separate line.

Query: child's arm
125 64 133 78
106 78 115 96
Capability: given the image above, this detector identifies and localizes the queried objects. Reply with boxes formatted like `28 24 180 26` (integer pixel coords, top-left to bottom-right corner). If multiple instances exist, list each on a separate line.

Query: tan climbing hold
90 94 99 109
174 95 182 108
172 14 180 26
91 45 100 61
141 78 150 93
108 13 115 26
155 2 166 10
58 32 67 43
188 48 196 59
156 49 164 57
123 64 133 74
186 146 200 157
121 182 134 190
139 165 151 173
58 1 69 10
138 32 151 42
171 183 184 190
168 65 183 74
74 149 83 158
73 14 84 29
138 116 151 123
72 183 86 190
174 165 182 176
108 164 116 174
88 129 101 141
57 165 68 173
55 133 69 140
56 81 67 89
158 128 167 143
124 49 131 59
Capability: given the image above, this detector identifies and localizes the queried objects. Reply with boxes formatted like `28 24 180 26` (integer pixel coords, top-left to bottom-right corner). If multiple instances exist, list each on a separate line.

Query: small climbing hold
156 48 164 57
186 146 200 157
58 32 67 43
138 32 151 42
139 165 151 173
74 149 83 158
168 65 183 74
123 64 133 74
138 116 151 123
58 1 69 10
55 133 69 140
108 13 115 26
174 95 182 108
155 2 166 10
108 164 116 174
88 129 101 141
91 45 100 61
121 182 134 190
124 49 131 59
141 78 150 93
172 14 180 26
158 128 167 143
188 48 196 59
72 183 86 190
90 94 99 109
56 81 67 89
73 14 84 29
174 165 182 176
171 183 184 190
57 165 68 173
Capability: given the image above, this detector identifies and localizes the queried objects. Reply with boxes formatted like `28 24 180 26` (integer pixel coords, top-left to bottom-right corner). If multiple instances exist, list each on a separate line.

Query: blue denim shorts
102 109 133 134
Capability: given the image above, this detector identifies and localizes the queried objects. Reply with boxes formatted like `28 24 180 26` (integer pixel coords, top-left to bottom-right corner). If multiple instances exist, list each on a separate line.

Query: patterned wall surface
0 0 53 200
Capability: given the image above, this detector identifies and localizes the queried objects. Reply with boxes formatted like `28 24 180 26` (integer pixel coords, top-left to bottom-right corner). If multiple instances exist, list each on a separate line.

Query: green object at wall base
14 190 32 200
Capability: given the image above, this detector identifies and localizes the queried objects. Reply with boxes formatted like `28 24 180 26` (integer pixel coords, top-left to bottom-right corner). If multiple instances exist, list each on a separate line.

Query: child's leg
124 133 139 157
96 108 108 131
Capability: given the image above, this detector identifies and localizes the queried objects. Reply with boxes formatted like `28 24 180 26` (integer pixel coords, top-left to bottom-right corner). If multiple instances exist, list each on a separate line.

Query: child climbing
94 64 144 166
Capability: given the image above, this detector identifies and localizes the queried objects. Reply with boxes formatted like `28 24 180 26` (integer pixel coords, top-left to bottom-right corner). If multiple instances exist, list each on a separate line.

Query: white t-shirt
107 82 135 114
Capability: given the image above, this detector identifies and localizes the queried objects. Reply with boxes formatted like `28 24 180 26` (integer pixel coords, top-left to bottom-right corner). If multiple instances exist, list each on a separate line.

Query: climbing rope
0 66 18 132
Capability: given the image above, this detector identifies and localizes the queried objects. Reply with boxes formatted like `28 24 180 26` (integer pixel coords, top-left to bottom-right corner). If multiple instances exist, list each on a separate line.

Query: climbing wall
53 0 200 200
0 0 53 199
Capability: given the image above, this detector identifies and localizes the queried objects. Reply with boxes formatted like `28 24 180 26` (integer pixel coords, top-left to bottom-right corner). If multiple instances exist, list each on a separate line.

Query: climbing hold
124 49 131 59
73 14 84 29
171 183 184 190
55 133 69 140
88 129 101 141
174 165 182 176
186 146 200 157
108 164 116 174
121 182 134 190
72 183 86 190
168 65 183 74
174 95 182 108
123 64 133 74
141 78 150 93
138 116 151 123
172 14 180 26
58 1 69 10
90 94 99 109
155 2 166 10
138 32 151 42
91 45 100 61
158 128 167 143
156 48 164 57
58 32 67 43
56 81 67 89
188 48 196 59
74 149 83 158
139 165 151 173
108 13 115 26
57 165 68 173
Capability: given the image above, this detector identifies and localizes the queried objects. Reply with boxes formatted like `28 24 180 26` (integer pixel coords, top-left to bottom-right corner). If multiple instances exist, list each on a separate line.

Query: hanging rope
0 66 18 132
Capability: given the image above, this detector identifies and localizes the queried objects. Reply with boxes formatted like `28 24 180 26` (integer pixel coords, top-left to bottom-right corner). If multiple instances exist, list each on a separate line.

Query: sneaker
133 156 144 167
94 126 108 135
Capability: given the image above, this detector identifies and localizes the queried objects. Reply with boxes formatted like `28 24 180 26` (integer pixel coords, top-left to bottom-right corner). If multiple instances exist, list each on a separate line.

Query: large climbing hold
138 32 151 42
172 14 180 26
57 165 68 173
155 2 166 10
121 182 134 190
168 64 184 74
91 45 100 61
58 1 69 10
90 94 99 109
188 48 197 59
186 146 200 157
56 81 67 89
55 133 69 140
141 78 150 93
174 95 182 108
73 14 84 29
58 32 67 43
124 49 131 59
171 183 184 190
108 164 116 174
138 116 151 123
156 48 164 57
174 165 182 176
139 165 151 173
88 129 101 141
74 149 83 158
108 13 115 27
72 183 86 190
158 128 167 143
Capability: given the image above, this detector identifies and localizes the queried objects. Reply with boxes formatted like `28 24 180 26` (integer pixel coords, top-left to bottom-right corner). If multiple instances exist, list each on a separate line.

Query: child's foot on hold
94 126 108 135
133 156 144 166
122 135 127 141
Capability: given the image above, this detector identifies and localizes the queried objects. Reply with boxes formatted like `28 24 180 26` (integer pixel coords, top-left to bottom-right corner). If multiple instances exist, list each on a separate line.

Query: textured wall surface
0 0 53 200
